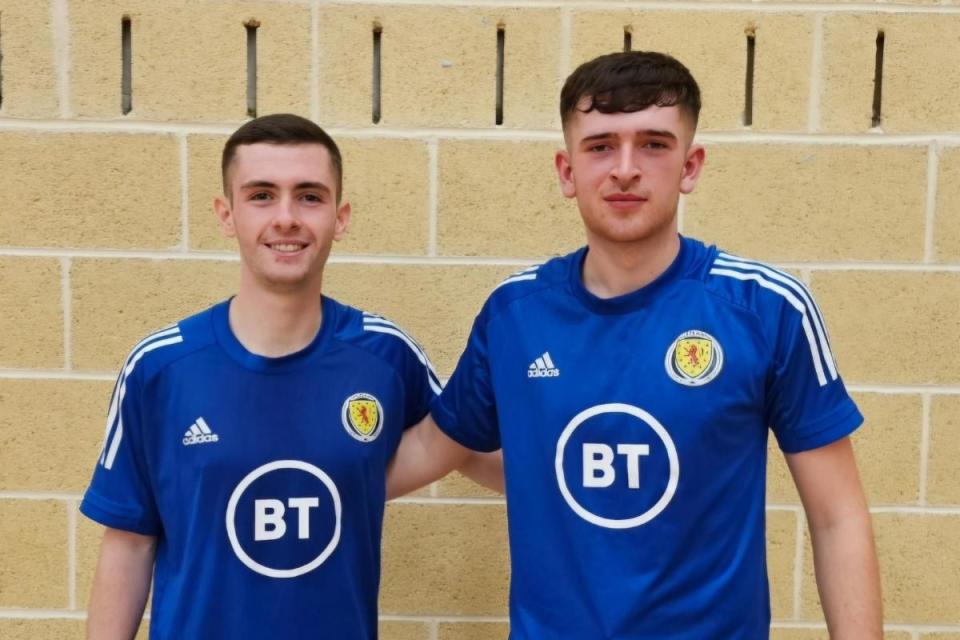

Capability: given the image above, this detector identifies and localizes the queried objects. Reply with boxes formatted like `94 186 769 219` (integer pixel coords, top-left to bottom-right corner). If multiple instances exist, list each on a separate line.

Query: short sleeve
80 362 162 536
766 295 863 454
431 303 501 452
398 329 441 430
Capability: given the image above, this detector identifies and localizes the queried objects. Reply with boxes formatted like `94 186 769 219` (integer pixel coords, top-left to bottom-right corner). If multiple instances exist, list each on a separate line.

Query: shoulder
703 249 819 320
482 250 578 320
703 249 838 384
118 305 219 386
327 297 441 392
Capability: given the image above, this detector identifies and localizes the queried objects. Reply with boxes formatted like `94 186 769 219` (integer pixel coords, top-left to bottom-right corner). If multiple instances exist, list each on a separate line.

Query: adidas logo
182 417 220 446
528 352 560 378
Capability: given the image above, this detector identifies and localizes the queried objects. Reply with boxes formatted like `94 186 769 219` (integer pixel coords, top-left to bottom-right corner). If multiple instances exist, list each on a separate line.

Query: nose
610 144 640 188
271 195 300 230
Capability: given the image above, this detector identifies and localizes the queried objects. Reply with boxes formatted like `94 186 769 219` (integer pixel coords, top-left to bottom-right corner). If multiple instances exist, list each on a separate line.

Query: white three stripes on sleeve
493 263 541 291
362 315 443 396
710 254 838 387
100 326 183 470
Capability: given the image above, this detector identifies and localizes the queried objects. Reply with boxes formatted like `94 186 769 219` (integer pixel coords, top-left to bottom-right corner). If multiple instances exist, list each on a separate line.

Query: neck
582 232 681 299
229 279 324 357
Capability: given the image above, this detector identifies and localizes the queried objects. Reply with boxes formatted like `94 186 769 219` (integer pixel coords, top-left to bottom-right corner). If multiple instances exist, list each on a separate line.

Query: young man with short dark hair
389 52 882 638
83 113 443 639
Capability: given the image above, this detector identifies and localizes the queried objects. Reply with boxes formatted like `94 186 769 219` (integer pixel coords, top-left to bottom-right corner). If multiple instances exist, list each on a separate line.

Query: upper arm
81 359 161 536
386 413 473 499
88 528 156 639
430 304 501 452
785 437 868 529
98 527 158 561
764 283 862 454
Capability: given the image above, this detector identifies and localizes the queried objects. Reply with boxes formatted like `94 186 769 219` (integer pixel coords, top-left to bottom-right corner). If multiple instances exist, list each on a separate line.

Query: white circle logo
555 403 680 529
225 460 341 578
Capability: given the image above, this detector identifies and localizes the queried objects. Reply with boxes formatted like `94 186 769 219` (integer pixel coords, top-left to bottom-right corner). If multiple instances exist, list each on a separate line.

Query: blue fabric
433 236 862 639
82 297 437 640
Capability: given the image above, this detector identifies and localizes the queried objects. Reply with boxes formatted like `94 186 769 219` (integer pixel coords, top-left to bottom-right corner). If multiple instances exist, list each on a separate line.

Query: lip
264 241 310 256
603 194 647 202
603 194 648 210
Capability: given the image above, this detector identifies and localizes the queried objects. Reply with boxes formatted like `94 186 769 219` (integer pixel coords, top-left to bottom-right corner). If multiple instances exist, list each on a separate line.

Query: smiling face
555 103 704 253
214 142 350 296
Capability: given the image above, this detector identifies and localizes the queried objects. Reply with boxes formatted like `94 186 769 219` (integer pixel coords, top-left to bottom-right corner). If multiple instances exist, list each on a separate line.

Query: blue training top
82 297 439 639
433 235 862 639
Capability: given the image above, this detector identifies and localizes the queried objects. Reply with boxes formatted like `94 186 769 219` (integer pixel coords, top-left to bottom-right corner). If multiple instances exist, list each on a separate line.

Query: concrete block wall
0 1 958 638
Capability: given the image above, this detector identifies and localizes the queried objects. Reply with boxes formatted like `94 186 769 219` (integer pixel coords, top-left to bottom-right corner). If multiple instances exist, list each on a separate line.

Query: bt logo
226 460 341 578
254 497 321 541
555 403 680 529
581 443 650 489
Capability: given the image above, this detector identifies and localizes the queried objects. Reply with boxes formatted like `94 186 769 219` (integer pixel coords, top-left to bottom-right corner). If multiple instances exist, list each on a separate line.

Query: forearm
809 510 882 639
458 450 505 493
87 529 156 640
387 415 471 500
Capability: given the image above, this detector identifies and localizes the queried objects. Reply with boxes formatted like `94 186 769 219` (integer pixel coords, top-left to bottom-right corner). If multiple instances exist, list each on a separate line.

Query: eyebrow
579 129 679 144
239 180 332 194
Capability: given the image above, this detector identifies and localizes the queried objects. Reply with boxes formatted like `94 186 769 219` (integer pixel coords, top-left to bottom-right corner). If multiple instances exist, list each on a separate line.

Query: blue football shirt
81 297 439 639
433 236 862 639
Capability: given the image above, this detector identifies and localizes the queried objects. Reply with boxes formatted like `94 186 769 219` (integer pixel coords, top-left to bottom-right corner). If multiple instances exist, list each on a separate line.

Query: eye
249 191 273 201
587 143 613 153
642 141 669 150
300 193 325 204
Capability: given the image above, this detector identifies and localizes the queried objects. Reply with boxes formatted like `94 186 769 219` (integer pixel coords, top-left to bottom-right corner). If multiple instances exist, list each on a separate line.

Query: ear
333 200 352 241
555 149 577 199
214 195 236 238
679 144 706 195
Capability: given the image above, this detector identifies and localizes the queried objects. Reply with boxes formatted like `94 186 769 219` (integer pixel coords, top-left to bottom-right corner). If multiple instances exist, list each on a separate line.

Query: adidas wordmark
528 352 560 378
183 417 220 446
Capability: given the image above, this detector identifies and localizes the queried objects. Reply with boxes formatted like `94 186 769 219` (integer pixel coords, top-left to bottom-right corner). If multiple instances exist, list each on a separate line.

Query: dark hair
560 51 701 129
221 113 343 201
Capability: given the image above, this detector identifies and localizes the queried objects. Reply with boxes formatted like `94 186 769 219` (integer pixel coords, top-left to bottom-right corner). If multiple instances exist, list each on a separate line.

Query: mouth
603 193 647 202
603 194 648 209
265 241 309 254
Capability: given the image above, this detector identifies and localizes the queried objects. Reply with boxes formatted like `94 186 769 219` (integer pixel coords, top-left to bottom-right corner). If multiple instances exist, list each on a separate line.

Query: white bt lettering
254 497 320 541
582 443 650 490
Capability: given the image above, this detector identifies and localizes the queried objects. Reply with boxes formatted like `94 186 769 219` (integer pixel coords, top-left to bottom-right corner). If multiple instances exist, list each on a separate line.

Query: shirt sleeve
766 293 863 454
431 302 501 452
398 329 442 430
80 361 162 536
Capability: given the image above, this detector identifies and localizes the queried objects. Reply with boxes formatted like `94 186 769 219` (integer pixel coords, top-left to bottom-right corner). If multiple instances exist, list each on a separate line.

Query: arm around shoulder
786 436 882 639
87 527 156 640
387 414 485 500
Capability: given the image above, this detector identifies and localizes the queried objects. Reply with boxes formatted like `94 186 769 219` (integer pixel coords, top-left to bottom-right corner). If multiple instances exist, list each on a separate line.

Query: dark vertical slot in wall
121 17 132 114
623 27 632 53
245 21 259 118
744 32 756 126
495 26 505 125
872 31 885 128
0 14 5 110
372 25 382 124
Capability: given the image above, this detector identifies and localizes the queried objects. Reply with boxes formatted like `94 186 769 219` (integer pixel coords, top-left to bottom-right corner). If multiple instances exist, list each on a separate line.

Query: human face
214 143 350 296
556 104 704 251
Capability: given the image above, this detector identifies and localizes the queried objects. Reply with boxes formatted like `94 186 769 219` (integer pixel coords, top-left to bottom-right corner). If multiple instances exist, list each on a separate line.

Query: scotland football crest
665 330 723 386
341 393 384 442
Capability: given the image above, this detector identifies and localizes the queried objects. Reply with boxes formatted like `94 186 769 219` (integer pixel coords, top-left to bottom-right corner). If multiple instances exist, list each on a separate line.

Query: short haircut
560 51 701 131
221 113 344 201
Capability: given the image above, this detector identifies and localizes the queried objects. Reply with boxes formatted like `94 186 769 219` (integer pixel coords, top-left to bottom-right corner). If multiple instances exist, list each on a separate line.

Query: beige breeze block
570 11 813 132
70 0 310 121
317 5 561 129
821 13 960 133
0 0 59 117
